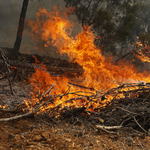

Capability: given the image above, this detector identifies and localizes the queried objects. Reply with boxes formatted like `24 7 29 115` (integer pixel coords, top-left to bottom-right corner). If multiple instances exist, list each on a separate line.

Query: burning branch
0 82 149 137
0 83 95 122
68 82 95 91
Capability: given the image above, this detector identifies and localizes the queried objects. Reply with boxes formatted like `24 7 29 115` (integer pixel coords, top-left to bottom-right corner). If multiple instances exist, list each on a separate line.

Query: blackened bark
13 0 29 55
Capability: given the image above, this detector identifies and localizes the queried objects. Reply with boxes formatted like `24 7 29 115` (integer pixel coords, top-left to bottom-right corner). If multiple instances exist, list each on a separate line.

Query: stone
15 134 20 142
32 135 43 142
42 132 49 140
64 138 72 142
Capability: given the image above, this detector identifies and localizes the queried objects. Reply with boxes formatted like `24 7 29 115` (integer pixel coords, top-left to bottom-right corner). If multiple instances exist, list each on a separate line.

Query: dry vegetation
0 53 149 150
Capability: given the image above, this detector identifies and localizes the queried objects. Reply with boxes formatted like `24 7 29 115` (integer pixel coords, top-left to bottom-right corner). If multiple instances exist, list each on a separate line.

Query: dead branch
0 111 33 122
117 107 137 115
4 72 14 95
42 83 55 97
68 82 95 91
95 125 122 130
0 84 56 122
113 51 133 64
0 59 83 75
0 48 14 95
133 117 147 133
0 94 55 122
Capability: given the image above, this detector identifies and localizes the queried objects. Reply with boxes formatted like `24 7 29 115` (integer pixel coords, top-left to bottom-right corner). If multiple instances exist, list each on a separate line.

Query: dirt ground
0 114 150 150
0 79 149 150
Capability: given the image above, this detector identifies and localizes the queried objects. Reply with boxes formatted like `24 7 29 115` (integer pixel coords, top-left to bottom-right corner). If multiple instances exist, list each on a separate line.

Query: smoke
0 0 81 59
0 0 20 47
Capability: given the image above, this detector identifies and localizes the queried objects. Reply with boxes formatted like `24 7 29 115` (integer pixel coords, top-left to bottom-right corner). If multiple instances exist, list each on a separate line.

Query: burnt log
0 59 83 75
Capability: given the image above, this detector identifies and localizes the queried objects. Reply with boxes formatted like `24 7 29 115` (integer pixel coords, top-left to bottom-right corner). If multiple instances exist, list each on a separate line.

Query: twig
0 111 33 122
0 48 9 71
0 90 58 122
95 125 122 130
117 107 137 115
0 48 14 95
119 142 126 150
96 126 117 135
142 91 150 102
0 84 56 122
136 138 144 150
68 82 95 91
133 117 147 133
43 83 55 97
113 51 132 64
99 128 115 134
48 88 57 96
4 71 14 95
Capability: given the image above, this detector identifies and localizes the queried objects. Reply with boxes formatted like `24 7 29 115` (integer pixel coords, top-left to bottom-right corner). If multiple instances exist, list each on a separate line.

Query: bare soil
0 113 150 150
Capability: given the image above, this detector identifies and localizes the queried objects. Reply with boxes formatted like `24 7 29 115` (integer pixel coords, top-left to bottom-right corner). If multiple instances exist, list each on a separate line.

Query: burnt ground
0 53 150 150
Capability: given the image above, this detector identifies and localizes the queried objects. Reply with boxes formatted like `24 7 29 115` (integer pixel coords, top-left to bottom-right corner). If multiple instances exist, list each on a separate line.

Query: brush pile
0 51 150 138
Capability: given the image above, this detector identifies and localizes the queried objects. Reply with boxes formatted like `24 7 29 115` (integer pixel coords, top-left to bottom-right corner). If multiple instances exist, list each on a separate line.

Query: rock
32 135 43 142
64 138 72 142
42 132 49 140
0 146 4 150
15 134 21 142
29 145 35 147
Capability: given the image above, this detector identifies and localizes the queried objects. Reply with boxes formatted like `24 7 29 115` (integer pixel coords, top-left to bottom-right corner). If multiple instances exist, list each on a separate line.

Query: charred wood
0 59 83 75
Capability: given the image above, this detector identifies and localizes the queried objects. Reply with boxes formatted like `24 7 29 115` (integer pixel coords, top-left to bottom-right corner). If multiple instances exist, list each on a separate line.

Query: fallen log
0 59 83 75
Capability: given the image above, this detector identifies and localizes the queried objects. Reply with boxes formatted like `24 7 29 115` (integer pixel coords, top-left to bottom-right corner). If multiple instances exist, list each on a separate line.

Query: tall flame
27 7 150 112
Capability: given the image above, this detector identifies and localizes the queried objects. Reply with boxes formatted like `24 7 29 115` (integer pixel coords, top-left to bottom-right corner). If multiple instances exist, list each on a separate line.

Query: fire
134 41 150 63
27 7 150 112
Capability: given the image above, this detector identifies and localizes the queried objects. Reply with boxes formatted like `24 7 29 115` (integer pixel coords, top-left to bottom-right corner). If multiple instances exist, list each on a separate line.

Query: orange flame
27 7 150 112
134 40 150 63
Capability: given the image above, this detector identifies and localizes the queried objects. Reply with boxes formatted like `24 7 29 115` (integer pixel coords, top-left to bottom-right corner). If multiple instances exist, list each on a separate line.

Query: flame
27 7 150 112
134 41 150 63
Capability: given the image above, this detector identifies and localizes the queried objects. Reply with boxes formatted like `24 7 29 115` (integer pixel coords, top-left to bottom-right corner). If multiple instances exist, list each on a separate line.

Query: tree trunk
13 0 29 55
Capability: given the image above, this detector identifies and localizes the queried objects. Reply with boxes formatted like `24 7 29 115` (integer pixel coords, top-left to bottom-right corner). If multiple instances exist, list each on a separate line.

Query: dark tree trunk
13 0 29 55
